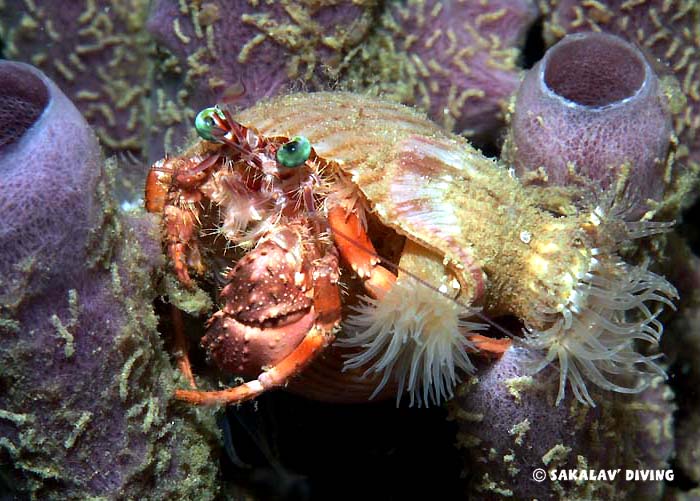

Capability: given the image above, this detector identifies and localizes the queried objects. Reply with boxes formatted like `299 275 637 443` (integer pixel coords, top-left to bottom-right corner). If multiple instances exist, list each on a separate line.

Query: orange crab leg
328 206 395 298
145 164 172 213
163 203 205 287
311 252 343 331
329 205 510 356
175 325 333 405
468 334 511 355
171 306 197 389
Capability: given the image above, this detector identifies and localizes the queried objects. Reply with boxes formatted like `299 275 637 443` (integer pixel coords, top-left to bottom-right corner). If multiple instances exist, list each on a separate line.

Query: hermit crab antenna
211 110 228 131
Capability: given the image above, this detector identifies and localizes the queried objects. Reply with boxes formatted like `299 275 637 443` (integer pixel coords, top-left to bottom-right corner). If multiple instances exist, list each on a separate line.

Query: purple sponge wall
0 61 220 500
504 33 674 217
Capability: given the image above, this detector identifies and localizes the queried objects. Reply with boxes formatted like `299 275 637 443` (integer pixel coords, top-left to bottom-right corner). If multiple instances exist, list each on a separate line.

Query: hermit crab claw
174 224 341 406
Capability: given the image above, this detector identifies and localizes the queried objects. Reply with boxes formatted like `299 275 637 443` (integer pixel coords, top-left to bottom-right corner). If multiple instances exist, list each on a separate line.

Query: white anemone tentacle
523 252 677 407
339 278 486 407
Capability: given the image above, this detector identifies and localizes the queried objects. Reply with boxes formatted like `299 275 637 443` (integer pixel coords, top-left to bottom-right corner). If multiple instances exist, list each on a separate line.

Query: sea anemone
522 213 678 406
340 278 486 407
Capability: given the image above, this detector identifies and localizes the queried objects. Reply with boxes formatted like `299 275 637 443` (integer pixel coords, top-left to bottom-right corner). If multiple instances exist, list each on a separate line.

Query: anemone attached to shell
522 207 678 407
340 278 486 407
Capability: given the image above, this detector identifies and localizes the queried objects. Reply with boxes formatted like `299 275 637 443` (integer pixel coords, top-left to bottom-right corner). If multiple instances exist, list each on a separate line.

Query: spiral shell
232 92 676 406
159 92 676 406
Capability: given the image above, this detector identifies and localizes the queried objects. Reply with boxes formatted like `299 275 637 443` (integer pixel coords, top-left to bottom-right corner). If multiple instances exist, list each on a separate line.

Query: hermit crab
146 92 677 408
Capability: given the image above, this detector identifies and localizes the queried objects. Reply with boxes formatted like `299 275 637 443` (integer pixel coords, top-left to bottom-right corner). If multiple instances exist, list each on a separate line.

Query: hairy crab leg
175 325 334 405
146 154 220 287
329 205 510 356
163 203 203 286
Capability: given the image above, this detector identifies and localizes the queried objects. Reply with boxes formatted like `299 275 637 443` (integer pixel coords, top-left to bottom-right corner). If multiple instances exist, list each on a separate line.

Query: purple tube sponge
0 62 48 150
449 347 675 500
0 61 102 293
503 32 674 217
0 61 219 499
542 0 700 211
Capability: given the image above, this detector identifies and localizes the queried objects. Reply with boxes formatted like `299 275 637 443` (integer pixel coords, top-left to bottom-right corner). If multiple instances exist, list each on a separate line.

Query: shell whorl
235 92 444 168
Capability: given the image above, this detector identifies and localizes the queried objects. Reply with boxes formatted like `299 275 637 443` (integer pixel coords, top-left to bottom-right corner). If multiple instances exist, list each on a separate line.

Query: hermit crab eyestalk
195 106 226 141
276 136 311 168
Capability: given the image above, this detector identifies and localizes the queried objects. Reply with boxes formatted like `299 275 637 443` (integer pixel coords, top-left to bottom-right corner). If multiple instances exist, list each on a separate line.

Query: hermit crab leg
328 205 510 355
163 203 204 287
171 306 196 389
175 325 333 405
468 334 512 355
327 206 395 297
146 154 217 287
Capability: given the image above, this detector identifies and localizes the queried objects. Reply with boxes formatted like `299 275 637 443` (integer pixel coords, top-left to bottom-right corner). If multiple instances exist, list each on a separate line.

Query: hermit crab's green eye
195 107 225 141
276 136 311 168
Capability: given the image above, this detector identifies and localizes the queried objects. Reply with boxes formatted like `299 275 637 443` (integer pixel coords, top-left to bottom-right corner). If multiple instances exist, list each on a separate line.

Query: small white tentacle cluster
340 279 486 407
